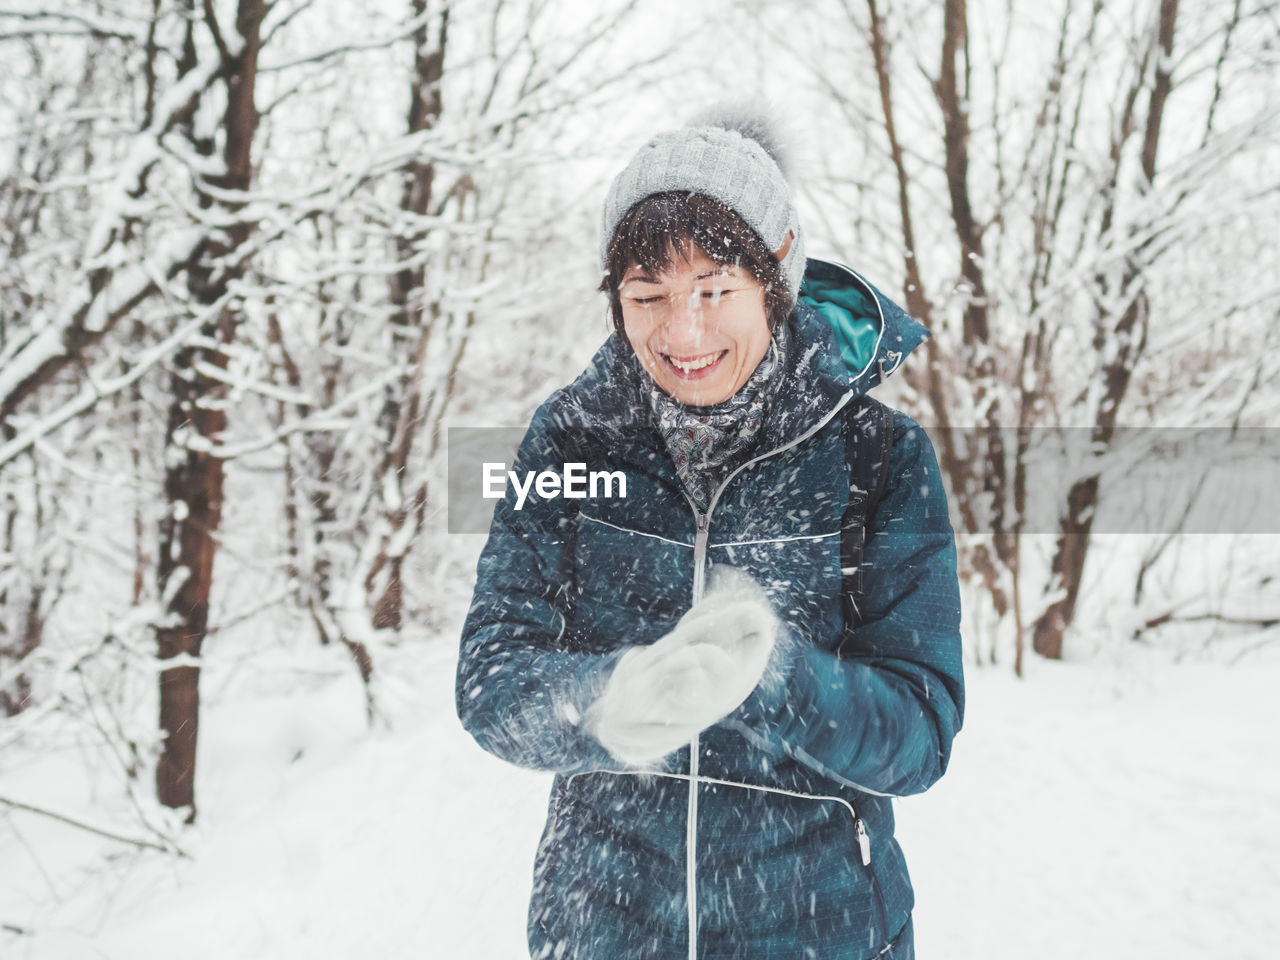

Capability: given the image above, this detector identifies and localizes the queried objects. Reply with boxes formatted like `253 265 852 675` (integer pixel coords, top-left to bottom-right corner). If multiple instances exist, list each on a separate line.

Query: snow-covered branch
0 6 145 42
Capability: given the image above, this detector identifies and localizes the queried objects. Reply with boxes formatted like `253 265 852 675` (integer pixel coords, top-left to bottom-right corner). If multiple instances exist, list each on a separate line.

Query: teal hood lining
798 275 882 377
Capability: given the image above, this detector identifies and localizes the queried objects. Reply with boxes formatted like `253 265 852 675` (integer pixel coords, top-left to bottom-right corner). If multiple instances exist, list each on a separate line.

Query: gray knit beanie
599 104 806 305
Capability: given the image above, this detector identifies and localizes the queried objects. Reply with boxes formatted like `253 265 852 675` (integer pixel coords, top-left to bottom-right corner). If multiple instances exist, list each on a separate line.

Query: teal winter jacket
456 258 964 960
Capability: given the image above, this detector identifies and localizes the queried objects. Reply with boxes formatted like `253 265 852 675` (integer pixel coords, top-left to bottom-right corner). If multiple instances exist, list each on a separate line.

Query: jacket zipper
685 511 709 960
855 816 891 946
854 816 872 867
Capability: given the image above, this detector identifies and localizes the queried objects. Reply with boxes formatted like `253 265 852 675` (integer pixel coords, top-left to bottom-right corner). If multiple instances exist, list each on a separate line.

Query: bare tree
1029 0 1180 659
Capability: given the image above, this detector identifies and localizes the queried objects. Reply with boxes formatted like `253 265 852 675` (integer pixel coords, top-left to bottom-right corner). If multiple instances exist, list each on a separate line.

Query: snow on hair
686 100 794 181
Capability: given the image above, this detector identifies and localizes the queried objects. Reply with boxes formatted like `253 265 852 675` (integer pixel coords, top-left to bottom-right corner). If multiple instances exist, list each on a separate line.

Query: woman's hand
587 567 778 765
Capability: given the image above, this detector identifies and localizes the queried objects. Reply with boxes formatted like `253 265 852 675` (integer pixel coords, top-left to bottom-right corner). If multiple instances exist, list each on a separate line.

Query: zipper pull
854 818 871 866
692 512 709 603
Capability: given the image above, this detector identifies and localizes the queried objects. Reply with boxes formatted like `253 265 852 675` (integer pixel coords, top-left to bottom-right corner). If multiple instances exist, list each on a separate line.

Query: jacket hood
551 257 931 449
796 257 931 393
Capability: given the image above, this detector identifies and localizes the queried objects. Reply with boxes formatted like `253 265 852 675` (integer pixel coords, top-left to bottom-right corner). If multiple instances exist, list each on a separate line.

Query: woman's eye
632 296 662 305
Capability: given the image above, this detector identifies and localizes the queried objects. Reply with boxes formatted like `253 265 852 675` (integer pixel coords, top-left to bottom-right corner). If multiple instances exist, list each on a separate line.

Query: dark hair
600 191 791 338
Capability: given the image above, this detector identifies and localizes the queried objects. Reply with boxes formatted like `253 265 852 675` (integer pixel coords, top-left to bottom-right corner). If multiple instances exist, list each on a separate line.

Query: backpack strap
840 396 895 626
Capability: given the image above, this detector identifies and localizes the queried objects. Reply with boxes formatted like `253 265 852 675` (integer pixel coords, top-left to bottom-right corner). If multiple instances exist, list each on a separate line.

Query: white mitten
588 567 778 765
588 641 733 764
673 565 778 709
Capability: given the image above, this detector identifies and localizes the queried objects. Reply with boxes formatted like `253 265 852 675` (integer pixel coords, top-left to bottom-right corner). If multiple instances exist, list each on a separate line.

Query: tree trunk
938 0 1009 621
155 0 264 820
0 469 53 715
369 2 449 632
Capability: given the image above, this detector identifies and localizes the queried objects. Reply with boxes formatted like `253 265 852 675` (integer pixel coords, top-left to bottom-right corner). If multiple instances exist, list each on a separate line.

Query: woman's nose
662 291 705 344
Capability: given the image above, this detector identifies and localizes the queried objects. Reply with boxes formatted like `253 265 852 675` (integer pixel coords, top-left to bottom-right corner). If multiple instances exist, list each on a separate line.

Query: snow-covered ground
3 626 1278 960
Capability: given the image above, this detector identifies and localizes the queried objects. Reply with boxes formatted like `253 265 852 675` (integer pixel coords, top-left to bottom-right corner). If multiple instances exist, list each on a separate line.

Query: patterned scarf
642 323 790 511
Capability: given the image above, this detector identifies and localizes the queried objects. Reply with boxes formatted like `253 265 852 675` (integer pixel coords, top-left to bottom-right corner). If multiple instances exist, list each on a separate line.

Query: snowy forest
1 0 1277 956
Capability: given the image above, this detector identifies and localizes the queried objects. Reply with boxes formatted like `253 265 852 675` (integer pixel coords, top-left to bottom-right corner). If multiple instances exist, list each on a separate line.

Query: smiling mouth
663 351 726 376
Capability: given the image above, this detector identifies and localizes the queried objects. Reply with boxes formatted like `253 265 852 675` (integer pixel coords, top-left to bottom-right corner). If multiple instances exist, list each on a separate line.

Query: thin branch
257 7 435 73
1135 610 1280 636
0 295 217 469
0 795 182 856
0 7 142 42
210 360 410 460
201 0 232 65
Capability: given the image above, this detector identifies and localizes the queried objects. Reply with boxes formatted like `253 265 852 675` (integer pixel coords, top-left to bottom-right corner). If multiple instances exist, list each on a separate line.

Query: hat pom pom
686 101 794 180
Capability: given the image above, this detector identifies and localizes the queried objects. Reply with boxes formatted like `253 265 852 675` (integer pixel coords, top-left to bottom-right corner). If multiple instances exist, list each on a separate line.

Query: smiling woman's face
620 245 771 406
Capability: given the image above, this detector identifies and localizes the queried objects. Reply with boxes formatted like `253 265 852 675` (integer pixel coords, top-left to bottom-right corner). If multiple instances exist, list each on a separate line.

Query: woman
457 106 963 960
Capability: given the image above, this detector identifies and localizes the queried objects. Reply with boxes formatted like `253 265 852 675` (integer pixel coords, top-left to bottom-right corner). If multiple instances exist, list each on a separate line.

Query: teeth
668 353 720 372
